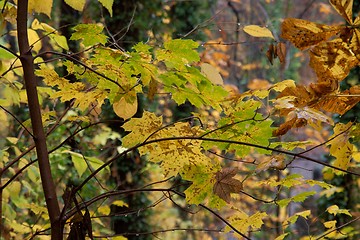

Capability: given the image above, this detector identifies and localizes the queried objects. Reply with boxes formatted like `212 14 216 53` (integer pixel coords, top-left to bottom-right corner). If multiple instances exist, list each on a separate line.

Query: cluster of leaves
0 0 359 239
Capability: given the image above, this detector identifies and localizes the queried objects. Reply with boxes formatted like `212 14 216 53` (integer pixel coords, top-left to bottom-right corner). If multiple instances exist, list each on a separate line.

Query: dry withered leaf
281 18 340 50
266 43 275 65
329 0 354 24
312 86 360 115
309 39 359 82
213 167 242 203
276 42 286 63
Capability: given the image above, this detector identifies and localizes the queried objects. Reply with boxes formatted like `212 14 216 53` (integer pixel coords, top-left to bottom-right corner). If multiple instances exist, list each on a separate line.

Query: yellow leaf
122 111 163 147
275 233 289 240
270 79 296 92
353 146 360 162
27 0 53 18
200 63 224 85
243 25 274 39
112 236 128 240
112 200 128 207
98 0 114 17
98 205 111 215
27 29 42 53
113 94 138 120
327 205 352 216
324 220 337 229
64 0 86 11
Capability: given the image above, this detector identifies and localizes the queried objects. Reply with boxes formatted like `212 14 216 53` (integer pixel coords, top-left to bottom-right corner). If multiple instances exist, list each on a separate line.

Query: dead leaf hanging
213 167 243 203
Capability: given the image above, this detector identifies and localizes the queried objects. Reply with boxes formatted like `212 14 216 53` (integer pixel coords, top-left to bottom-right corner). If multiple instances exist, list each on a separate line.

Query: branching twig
35 51 126 92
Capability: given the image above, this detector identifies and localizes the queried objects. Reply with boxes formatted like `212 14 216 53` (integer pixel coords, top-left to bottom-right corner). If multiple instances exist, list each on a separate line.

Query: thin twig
0 105 34 137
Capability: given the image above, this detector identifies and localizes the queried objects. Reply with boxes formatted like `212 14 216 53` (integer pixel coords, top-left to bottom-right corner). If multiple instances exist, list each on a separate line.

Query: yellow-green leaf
64 0 86 11
275 233 289 240
326 205 352 217
27 0 53 17
243 25 275 39
68 151 87 177
99 0 114 17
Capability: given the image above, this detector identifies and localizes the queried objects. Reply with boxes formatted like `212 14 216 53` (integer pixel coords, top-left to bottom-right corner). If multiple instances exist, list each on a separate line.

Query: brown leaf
281 18 340 50
276 42 286 63
147 78 158 101
312 87 360 115
329 0 354 24
309 39 359 82
266 43 275 65
213 167 243 203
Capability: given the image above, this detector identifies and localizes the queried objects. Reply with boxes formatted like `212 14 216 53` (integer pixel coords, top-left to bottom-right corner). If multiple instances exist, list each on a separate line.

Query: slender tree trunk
17 1 62 239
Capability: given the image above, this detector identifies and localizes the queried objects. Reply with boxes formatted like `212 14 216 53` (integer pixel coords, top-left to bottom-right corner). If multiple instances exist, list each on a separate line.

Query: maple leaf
225 210 267 236
213 167 243 203
70 24 108 46
181 163 226 209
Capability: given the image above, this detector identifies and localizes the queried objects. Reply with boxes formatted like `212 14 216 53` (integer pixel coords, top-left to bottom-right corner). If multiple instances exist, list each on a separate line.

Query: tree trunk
17 1 62 239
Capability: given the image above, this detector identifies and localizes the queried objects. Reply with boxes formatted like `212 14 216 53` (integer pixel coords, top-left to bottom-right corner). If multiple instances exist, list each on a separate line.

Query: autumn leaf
281 18 340 50
200 63 224 85
309 39 359 82
327 205 352 217
213 167 243 203
27 0 53 17
182 163 226 209
64 0 86 12
225 210 267 236
243 25 275 39
113 92 138 120
98 0 114 17
326 122 355 172
329 0 354 24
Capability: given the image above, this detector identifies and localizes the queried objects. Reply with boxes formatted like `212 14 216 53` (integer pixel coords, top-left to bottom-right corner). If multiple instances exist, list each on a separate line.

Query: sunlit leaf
99 0 114 16
27 0 53 17
64 0 86 11
326 205 352 217
243 25 275 39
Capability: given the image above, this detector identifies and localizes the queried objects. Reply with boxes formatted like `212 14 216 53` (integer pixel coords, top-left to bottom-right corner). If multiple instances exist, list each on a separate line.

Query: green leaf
156 39 199 70
70 23 107 46
68 151 87 177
